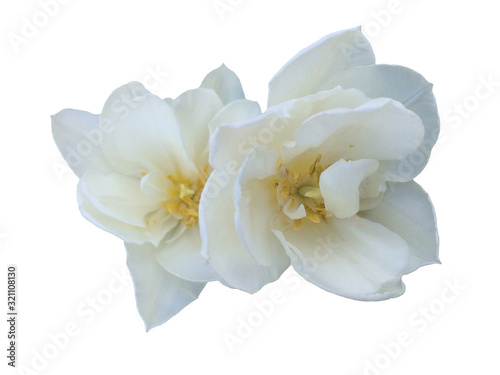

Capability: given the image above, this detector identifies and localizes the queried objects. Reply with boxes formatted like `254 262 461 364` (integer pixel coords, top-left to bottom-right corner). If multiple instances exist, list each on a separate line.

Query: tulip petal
100 82 196 179
273 215 409 301
208 99 261 134
199 171 289 293
165 88 223 166
78 171 171 246
51 109 113 177
140 168 170 201
210 87 368 171
77 181 167 246
284 98 424 165
268 26 375 106
319 159 380 219
125 242 205 331
359 180 439 274
200 64 245 105
79 171 159 227
156 227 217 282
234 146 290 267
326 64 440 180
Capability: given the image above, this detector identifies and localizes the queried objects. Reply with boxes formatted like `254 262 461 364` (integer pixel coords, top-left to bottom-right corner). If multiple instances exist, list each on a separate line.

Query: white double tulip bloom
200 27 440 300
52 65 261 330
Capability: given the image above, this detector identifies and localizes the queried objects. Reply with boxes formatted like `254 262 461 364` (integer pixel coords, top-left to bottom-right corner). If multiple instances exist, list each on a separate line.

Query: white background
1 0 499 374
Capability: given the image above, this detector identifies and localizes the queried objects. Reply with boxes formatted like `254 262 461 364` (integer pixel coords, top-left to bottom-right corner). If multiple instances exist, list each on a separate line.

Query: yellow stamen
162 172 205 227
275 154 331 230
293 219 302 230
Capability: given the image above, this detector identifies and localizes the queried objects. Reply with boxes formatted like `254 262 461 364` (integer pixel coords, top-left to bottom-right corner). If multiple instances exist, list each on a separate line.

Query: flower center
275 154 331 230
163 166 209 227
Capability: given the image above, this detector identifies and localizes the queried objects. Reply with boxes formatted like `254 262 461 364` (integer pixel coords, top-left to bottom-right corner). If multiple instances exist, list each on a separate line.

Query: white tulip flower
52 65 261 330
200 27 440 300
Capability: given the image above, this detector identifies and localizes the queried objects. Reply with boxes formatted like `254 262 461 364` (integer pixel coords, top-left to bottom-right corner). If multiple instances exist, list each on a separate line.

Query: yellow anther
308 154 322 175
293 219 302 230
349 144 354 148
275 154 330 230
279 180 293 198
179 184 195 199
164 172 204 227
305 207 321 223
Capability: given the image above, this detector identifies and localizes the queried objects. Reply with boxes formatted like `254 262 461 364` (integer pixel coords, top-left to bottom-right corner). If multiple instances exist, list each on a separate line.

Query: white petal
165 88 223 166
234 146 290 267
77 171 170 246
284 97 425 165
125 242 205 331
77 182 167 246
283 200 306 220
79 171 159 227
319 159 380 218
274 216 409 301
207 99 261 134
199 171 288 293
359 180 439 273
325 64 440 180
200 64 245 105
268 26 375 106
51 109 113 177
156 227 217 282
99 82 196 179
210 87 368 172
209 103 294 172
359 172 387 211
140 168 170 201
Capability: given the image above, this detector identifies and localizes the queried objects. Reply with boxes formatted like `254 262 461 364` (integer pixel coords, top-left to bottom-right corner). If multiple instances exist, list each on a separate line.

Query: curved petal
200 64 245 105
359 180 439 274
234 146 290 267
125 242 205 331
199 171 288 293
274 216 409 301
77 181 166 246
210 87 368 172
165 88 223 166
284 97 425 165
326 64 440 180
319 159 380 219
268 26 375 106
208 99 261 134
359 172 387 211
209 102 296 172
51 109 113 177
156 227 217 282
79 171 159 227
99 82 196 179
140 168 170 201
